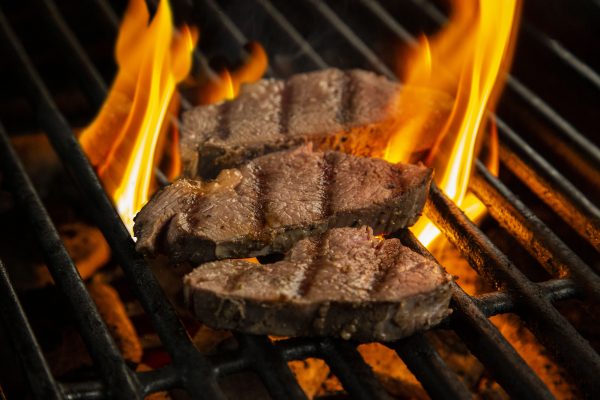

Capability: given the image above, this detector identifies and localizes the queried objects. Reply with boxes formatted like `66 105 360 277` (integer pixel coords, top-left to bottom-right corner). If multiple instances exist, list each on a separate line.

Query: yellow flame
198 41 268 105
79 0 197 233
223 70 235 100
384 0 520 248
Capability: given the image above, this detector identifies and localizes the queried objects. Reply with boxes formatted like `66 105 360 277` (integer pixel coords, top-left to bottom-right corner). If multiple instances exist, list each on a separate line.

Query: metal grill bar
498 121 600 252
392 335 471 400
471 160 600 300
317 339 392 400
256 0 328 69
522 23 600 90
307 0 395 79
398 231 553 399
0 259 64 400
234 335 306 400
0 122 141 399
504 74 600 172
474 278 579 318
425 184 600 393
0 8 225 400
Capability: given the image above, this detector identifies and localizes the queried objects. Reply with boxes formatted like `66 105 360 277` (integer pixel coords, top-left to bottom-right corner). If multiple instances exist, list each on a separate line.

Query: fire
198 41 268 105
79 0 197 233
384 0 520 248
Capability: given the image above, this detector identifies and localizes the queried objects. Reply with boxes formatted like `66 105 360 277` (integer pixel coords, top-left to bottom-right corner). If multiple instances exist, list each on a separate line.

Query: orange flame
198 41 268 105
79 0 197 233
384 0 521 248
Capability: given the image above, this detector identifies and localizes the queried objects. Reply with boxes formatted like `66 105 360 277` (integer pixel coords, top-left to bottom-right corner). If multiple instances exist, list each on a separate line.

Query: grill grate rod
0 121 141 398
0 258 64 400
471 160 600 300
256 0 328 69
473 278 579 318
306 0 395 80
426 183 600 393
497 120 600 252
398 231 553 399
392 335 471 399
0 8 226 400
317 339 394 400
234 335 307 400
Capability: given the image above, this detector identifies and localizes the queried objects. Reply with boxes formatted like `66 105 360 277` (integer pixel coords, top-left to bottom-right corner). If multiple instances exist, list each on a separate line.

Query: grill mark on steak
338 70 357 128
278 80 293 135
217 101 233 140
251 164 268 232
297 235 325 296
298 156 337 296
320 153 337 219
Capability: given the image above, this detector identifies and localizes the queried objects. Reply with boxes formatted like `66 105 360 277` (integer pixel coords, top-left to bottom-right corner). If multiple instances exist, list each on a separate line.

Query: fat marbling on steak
183 226 453 341
134 146 432 264
181 68 451 178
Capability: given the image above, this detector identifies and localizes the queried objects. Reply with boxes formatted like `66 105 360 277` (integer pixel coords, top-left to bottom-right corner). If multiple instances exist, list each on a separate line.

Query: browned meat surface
134 146 432 264
183 227 453 341
181 68 450 178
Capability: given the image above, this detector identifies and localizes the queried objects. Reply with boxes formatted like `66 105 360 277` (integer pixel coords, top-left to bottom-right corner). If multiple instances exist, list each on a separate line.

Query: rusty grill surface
0 0 599 399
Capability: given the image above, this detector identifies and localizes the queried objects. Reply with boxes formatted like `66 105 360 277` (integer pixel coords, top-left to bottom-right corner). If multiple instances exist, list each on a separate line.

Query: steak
183 226 453 341
134 146 432 264
181 68 451 178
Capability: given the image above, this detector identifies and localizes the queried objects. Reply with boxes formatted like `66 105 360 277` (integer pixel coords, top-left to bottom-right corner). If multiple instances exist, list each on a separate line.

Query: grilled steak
134 146 432 264
183 226 453 341
181 68 451 178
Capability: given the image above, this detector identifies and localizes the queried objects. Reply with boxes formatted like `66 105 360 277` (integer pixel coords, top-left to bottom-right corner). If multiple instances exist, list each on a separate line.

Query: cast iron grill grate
0 0 598 399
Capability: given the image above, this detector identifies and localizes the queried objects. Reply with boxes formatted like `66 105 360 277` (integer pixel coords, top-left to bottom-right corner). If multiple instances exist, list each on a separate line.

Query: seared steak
183 227 453 341
181 68 450 178
134 146 432 264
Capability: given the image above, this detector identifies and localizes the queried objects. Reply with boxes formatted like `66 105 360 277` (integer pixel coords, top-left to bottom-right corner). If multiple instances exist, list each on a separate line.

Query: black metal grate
0 0 599 398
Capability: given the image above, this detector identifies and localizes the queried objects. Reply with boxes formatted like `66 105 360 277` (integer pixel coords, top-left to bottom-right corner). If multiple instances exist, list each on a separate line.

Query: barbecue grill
0 0 598 398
